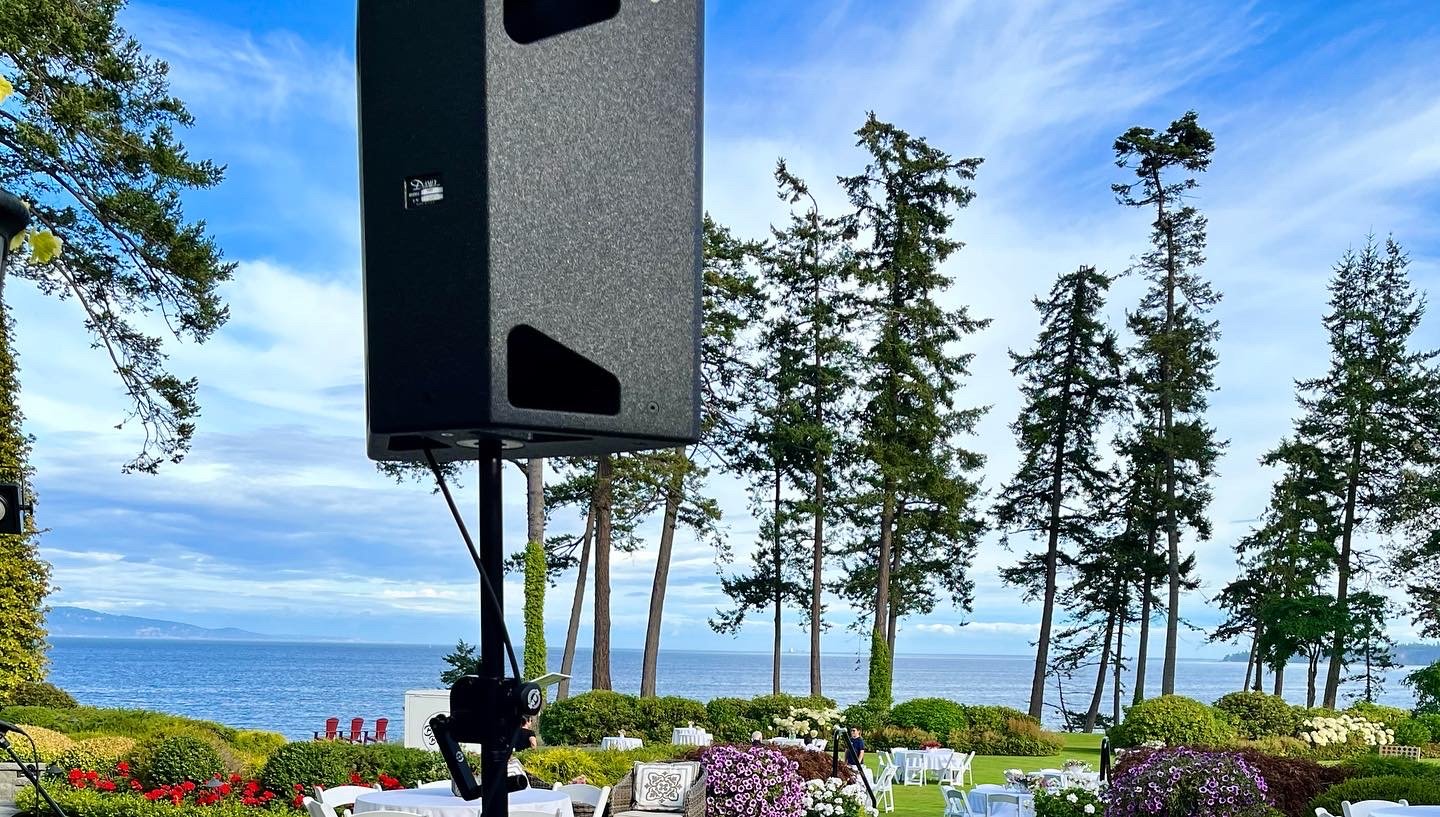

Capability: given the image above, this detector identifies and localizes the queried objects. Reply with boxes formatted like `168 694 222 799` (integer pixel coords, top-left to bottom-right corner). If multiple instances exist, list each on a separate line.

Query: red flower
145 790 164 801
349 773 364 786
291 795 305 809
172 793 185 806
181 781 197 793
96 779 117 792
131 780 144 791
116 761 131 775
231 774 244 784
260 791 275 801
292 784 304 792
85 771 99 781
219 784 233 796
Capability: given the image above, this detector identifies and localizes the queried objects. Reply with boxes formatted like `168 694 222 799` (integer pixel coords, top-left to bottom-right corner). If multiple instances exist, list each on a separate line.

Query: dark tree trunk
1132 528 1157 705
641 452 685 697
1112 602 1126 725
1324 437 1364 708
557 506 594 700
1084 610 1117 732
773 466 783 695
591 456 614 690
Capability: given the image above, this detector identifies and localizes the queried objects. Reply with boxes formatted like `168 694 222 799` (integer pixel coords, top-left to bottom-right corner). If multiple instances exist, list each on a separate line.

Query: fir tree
1113 111 1223 696
836 114 988 701
994 265 1125 719
1296 236 1438 707
440 639 480 686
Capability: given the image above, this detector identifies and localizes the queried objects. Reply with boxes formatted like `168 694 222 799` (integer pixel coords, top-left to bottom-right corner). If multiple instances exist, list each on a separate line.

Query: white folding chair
303 797 334 817
1342 800 1408 817
902 751 926 786
940 752 969 786
941 785 976 817
415 780 452 789
313 785 377 817
1315 809 1337 817
559 783 613 817
985 792 1034 817
867 764 896 813
511 810 557 817
1036 770 1066 793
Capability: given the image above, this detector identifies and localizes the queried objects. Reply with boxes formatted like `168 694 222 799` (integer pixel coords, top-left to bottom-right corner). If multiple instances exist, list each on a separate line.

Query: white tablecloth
354 788 574 817
966 784 1033 816
671 728 711 746
600 736 643 751
890 748 954 773
767 737 806 748
1374 809 1440 817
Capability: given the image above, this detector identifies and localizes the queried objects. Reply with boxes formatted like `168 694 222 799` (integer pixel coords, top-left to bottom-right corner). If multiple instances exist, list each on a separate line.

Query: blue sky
12 0 1440 663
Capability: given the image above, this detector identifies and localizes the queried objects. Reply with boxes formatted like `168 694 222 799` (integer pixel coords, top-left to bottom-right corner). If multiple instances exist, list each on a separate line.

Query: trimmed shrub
888 698 966 739
705 698 759 743
1339 753 1440 779
259 741 357 792
349 744 448 786
6 681 78 709
134 736 224 785
769 746 854 784
49 737 139 773
635 696 709 741
946 718 1065 757
1396 718 1432 747
517 746 605 786
1310 775 1440 816
17 724 78 762
868 725 936 749
1234 736 1315 758
962 705 1037 733
1416 714 1440 742
1109 695 1234 748
746 695 837 735
15 786 272 817
841 701 888 732
539 690 639 745
0 706 237 747
230 730 287 773
1348 701 1409 729
1221 747 1349 817
1214 691 1301 739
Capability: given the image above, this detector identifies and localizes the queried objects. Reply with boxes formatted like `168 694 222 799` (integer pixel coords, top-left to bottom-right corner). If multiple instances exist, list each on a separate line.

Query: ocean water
44 638 1416 740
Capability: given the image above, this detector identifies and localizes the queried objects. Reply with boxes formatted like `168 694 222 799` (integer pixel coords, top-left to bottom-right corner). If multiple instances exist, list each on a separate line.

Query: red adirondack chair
364 718 389 744
345 718 365 743
314 717 340 741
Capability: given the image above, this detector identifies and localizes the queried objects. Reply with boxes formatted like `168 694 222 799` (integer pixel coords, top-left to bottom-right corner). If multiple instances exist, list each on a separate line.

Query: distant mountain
46 606 278 640
1223 643 1440 667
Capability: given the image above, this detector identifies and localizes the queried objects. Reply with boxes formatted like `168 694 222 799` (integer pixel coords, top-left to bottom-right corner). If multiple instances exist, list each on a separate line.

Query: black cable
423 447 521 681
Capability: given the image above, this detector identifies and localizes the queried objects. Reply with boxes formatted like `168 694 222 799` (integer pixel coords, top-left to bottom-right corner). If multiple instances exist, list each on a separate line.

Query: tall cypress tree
1297 236 1438 707
837 114 988 701
0 310 47 698
994 265 1125 719
1113 111 1223 695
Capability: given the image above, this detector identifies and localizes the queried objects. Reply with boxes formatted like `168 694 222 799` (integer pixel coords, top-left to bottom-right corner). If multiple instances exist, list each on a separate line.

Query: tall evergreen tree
1113 111 1223 696
0 310 46 698
836 114 988 702
522 538 547 688
1296 236 1438 708
994 264 1125 719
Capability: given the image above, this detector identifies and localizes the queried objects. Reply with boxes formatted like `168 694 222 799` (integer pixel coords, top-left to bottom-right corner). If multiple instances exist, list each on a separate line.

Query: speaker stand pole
478 439 509 817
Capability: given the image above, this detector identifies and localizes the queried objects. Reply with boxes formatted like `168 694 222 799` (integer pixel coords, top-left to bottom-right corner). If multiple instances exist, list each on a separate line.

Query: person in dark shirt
513 716 539 751
847 727 865 766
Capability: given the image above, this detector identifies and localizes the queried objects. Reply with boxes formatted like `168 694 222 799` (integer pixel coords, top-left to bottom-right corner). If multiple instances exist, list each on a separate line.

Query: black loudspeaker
357 0 703 462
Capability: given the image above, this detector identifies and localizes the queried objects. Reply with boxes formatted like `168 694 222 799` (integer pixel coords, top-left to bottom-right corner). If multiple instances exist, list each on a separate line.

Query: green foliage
0 313 49 702
1415 714 1440 742
1233 737 1315 759
348 744 448 785
5 681 75 708
517 745 690 788
868 726 936 749
745 695 836 730
867 630 892 709
439 640 479 687
1034 788 1104 817
1406 662 1440 714
1339 753 1440 779
0 0 237 472
705 698 759 743
230 731 288 773
0 705 239 746
539 690 640 745
1396 718 1432 747
946 718 1066 757
49 737 137 772
133 736 224 785
635 696 709 738
841 701 889 732
1348 701 1408 729
1109 695 1235 748
259 741 357 792
960 705 1037 733
1214 692 1301 739
18 724 76 761
14 787 287 817
1310 775 1440 815
888 698 966 738
523 539 548 687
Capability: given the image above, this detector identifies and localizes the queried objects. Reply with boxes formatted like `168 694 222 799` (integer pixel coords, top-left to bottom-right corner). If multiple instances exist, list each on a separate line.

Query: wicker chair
611 763 706 817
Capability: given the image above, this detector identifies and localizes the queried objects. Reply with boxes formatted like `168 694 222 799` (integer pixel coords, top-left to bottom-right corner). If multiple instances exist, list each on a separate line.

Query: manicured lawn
866 733 1105 817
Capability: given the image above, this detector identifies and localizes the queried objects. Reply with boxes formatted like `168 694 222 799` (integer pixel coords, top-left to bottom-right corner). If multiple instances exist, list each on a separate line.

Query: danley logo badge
405 174 445 208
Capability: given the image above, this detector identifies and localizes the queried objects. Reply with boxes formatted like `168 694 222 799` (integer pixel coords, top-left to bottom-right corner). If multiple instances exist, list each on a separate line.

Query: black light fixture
0 188 31 536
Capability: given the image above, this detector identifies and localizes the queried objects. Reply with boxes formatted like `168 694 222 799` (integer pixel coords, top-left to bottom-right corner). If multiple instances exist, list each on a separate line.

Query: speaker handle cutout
507 324 621 415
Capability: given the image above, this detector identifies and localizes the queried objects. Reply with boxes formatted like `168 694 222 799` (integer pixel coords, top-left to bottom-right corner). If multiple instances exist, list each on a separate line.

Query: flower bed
801 777 871 817
1105 747 1279 817
700 745 804 817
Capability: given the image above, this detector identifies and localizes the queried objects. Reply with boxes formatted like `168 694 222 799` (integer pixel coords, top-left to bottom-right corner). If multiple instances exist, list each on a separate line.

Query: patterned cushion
631 763 694 812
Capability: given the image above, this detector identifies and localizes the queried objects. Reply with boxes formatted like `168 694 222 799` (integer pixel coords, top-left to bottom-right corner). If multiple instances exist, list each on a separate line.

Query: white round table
966 784 1033 815
767 737 806 748
670 728 710 746
353 788 574 817
600 736 643 751
891 748 954 776
1374 808 1440 816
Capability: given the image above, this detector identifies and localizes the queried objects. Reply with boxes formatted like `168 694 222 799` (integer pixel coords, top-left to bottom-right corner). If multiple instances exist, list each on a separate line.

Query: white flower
1066 794 1078 803
1084 806 1095 815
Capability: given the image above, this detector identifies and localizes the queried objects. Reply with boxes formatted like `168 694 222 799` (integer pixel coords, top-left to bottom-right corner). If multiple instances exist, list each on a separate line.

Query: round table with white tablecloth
965 784 1033 816
766 737 806 748
890 748 954 777
353 787 574 817
670 728 711 746
600 736 643 751
1374 808 1440 816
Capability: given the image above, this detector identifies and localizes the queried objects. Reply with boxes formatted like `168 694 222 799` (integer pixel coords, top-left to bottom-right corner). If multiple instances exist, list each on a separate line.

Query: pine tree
440 639 480 685
1296 236 1438 708
1113 111 1223 696
837 114 988 702
1345 591 1396 703
994 265 1125 719
0 310 46 698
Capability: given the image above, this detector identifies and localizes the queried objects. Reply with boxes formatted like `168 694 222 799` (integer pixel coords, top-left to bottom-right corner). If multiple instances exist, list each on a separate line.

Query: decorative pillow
632 763 694 812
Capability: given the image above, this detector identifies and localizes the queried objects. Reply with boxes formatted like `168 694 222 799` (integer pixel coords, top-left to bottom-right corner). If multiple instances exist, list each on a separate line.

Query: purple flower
1105 748 1274 817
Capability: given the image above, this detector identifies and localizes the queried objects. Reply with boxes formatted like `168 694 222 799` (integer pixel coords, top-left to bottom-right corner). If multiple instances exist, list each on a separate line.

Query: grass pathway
865 734 1105 817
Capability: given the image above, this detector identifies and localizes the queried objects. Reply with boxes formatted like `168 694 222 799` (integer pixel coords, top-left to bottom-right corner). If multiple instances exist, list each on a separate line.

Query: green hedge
1339 754 1440 780
946 718 1065 757
1110 695 1235 748
540 691 836 746
516 745 688 787
14 787 289 817
841 701 889 732
134 736 224 786
889 698 966 738
540 691 646 745
3 681 78 709
1310 775 1440 815
0 706 240 746
705 698 759 743
1214 692 1300 740
1348 701 1409 729
869 725 936 749
259 741 358 792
